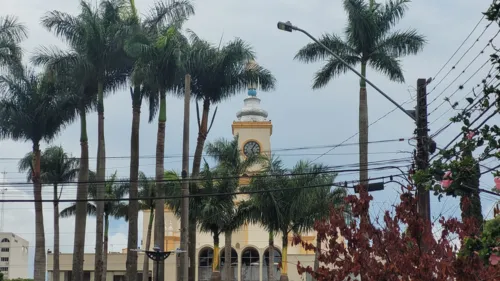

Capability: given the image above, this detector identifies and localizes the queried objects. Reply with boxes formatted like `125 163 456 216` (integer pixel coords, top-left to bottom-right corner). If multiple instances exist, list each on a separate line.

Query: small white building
0 232 29 279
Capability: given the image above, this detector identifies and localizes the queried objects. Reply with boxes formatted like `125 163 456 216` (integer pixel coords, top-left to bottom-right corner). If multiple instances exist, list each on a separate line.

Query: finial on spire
246 60 259 96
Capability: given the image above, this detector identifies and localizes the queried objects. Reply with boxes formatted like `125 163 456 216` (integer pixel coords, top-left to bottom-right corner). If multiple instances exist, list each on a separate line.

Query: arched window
241 247 259 281
1 239 9 243
220 248 238 281
198 247 213 281
262 248 282 281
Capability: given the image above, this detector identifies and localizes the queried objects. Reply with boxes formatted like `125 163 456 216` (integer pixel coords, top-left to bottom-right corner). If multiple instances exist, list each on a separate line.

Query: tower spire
237 60 268 122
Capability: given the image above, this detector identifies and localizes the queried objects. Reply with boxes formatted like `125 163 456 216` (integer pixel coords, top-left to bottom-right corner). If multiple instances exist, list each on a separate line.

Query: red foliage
292 186 500 281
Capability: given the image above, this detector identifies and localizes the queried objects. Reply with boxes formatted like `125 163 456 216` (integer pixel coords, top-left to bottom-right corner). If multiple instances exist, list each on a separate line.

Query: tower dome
236 60 268 121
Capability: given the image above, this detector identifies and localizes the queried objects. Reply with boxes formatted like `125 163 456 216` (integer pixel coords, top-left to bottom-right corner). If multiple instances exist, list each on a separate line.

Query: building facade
0 232 29 279
47 61 332 281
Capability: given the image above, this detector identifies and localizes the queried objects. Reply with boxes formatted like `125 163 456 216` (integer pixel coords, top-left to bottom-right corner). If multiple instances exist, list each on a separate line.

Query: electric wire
0 173 407 203
0 161 412 187
427 19 494 101
0 138 411 162
428 15 486 87
428 33 500 112
310 101 416 163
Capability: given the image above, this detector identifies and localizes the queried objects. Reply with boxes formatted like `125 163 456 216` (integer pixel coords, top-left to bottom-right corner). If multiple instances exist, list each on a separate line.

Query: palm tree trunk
267 232 274 281
72 109 89 281
33 142 46 281
224 232 232 281
103 214 109 280
279 232 288 281
53 183 60 281
95 81 106 281
211 232 221 281
127 86 141 281
142 208 154 281
154 91 167 281
358 62 370 226
189 98 211 281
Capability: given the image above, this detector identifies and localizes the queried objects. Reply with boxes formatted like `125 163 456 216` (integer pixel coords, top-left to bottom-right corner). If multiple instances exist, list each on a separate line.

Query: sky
1 0 500 277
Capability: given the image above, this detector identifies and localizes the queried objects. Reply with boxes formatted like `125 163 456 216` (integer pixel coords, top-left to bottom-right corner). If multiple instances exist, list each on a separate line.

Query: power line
0 174 407 203
429 66 498 131
428 31 500 111
427 17 493 99
310 107 416 163
429 15 486 84
0 138 411 162
0 162 411 187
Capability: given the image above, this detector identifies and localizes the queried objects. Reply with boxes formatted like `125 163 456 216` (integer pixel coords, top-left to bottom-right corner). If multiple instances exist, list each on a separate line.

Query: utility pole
416 78 431 223
179 74 191 281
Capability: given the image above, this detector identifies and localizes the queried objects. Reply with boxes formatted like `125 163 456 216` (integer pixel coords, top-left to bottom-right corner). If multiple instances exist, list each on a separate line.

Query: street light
276 21 416 121
132 246 186 281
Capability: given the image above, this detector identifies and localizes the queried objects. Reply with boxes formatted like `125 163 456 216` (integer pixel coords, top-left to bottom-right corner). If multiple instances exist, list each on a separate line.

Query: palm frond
311 55 361 89
294 33 358 63
368 51 404 82
373 29 426 57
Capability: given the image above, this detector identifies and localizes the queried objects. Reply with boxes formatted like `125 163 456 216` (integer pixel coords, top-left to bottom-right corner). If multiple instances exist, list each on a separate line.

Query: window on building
0 257 8 262
0 248 8 252
0 239 9 243
0 267 8 272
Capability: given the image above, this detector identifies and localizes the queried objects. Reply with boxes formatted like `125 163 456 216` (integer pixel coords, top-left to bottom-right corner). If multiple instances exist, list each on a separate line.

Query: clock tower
232 60 272 180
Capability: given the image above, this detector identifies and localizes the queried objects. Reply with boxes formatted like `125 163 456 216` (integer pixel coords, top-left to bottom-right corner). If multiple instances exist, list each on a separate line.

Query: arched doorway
241 247 259 281
220 247 238 281
262 248 282 281
198 247 214 281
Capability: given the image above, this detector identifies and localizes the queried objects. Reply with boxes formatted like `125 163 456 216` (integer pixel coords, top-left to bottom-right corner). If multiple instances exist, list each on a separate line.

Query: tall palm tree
294 0 425 201
243 158 344 281
0 66 75 281
0 15 27 72
129 21 191 281
60 170 128 279
184 33 276 277
204 135 264 281
240 157 287 281
31 48 99 281
122 1 194 280
41 2 130 279
18 146 79 281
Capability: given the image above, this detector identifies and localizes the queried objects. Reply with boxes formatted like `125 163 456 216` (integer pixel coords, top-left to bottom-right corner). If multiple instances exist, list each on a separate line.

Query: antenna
0 170 7 232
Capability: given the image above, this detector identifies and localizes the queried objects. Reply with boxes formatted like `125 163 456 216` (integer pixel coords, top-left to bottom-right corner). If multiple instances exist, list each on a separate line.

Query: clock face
243 141 261 156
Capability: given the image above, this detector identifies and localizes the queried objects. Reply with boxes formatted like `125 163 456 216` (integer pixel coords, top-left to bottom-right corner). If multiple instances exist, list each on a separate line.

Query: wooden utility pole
416 78 431 223
179 74 191 281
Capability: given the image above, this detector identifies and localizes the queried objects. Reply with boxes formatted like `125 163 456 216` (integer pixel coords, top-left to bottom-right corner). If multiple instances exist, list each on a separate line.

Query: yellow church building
47 77 322 281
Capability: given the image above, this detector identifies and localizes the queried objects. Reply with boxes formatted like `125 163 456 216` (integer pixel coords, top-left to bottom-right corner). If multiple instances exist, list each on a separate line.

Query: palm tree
18 146 79 281
128 21 191 281
240 157 287 281
294 0 426 199
184 33 276 276
0 66 75 281
60 170 128 279
121 1 194 280
41 2 130 279
295 171 348 280
242 158 344 281
0 15 27 71
30 49 98 281
136 172 158 281
204 135 264 281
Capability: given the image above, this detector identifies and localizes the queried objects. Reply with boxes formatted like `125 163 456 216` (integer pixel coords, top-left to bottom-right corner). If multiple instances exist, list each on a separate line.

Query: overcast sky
2 0 500 277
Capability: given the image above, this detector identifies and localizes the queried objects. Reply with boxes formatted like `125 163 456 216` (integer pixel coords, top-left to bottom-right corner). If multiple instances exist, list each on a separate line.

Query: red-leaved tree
292 186 500 281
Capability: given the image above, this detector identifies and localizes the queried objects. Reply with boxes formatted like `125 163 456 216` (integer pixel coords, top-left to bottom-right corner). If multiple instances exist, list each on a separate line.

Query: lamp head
277 21 293 32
